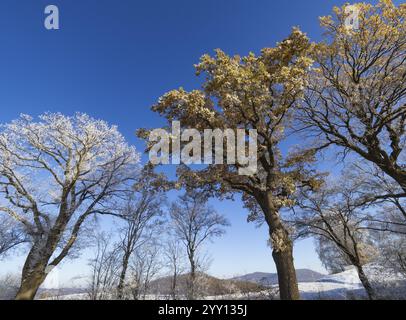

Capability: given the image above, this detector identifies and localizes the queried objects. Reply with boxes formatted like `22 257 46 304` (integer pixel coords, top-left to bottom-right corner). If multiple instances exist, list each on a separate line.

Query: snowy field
43 265 406 300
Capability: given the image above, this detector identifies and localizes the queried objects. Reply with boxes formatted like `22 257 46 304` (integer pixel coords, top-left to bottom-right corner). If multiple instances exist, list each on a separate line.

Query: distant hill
149 272 265 297
231 269 324 286
35 270 324 300
33 273 269 300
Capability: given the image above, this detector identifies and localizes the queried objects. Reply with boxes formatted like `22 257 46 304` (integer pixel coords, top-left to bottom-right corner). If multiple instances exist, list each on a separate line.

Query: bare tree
170 191 229 299
0 215 27 259
163 237 186 300
87 232 120 300
369 203 406 278
377 234 406 278
0 274 20 300
116 165 166 299
129 242 162 300
0 113 139 299
294 182 378 299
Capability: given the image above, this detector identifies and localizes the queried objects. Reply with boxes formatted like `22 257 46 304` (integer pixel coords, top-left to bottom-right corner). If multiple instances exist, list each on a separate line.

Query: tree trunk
271 234 300 300
355 264 376 300
259 192 300 300
15 249 48 300
15 269 47 300
15 225 66 300
187 250 196 300
171 269 177 300
117 252 131 300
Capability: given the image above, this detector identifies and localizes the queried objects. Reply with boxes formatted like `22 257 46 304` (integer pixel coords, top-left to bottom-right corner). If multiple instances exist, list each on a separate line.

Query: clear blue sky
1 0 389 286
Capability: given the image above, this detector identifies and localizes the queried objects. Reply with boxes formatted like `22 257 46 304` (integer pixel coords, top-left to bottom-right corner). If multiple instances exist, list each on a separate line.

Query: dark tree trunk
187 250 196 300
15 222 68 300
355 264 376 300
15 266 47 300
15 273 46 300
117 252 131 300
271 234 300 300
15 245 49 300
259 192 300 300
171 269 177 300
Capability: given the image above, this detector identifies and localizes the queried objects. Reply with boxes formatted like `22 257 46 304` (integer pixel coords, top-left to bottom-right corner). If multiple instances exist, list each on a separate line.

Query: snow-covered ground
299 265 406 300
43 265 406 300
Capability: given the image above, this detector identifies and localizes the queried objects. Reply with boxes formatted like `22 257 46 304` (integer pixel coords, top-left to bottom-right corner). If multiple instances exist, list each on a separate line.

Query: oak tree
140 29 322 299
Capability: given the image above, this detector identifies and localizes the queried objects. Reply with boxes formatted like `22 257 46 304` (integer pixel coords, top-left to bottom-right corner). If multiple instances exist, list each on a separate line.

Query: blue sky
1 0 391 285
